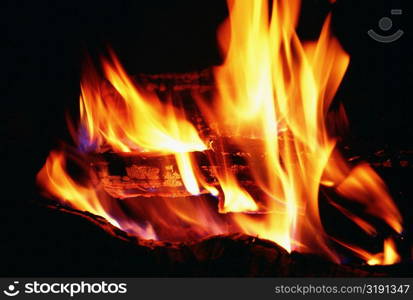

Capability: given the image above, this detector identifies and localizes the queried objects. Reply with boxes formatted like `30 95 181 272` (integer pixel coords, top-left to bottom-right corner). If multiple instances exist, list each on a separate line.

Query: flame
79 52 207 195
335 164 402 233
218 176 258 213
80 52 206 154
175 152 201 195
201 0 349 258
37 151 110 219
336 237 401 266
382 238 401 265
36 149 157 239
36 0 403 265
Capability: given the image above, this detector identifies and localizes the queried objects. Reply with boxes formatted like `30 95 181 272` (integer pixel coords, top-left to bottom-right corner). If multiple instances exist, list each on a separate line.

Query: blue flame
78 126 98 153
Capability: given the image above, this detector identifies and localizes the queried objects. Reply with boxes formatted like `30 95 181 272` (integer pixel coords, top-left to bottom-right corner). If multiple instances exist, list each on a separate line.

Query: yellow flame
367 238 401 266
175 152 201 195
219 177 258 213
200 0 348 259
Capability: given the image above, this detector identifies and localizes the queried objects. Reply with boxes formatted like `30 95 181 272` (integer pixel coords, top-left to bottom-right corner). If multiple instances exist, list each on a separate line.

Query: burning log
89 137 259 198
90 143 413 200
35 65 409 268
34 62 411 271
36 0 411 272
45 204 385 277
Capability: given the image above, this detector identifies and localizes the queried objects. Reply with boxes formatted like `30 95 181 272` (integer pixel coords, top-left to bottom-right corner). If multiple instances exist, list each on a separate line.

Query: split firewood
90 145 413 199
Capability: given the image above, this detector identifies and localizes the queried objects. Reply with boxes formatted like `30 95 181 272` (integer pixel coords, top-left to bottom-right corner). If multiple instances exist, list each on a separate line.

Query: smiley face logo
368 9 403 43
3 281 20 297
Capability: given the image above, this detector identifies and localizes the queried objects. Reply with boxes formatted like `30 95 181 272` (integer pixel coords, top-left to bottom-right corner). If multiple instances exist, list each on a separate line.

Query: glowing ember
37 0 403 265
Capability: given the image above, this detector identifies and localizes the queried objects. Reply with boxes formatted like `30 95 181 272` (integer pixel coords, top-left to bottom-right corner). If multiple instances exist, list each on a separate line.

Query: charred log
42 204 389 277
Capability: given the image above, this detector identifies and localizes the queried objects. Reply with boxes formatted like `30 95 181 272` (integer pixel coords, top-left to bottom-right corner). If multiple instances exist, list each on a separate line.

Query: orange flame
36 0 403 265
80 52 206 154
336 237 401 265
36 150 157 239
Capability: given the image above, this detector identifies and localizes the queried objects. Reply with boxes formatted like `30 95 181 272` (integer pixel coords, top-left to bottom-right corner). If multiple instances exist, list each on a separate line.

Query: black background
2 0 411 275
